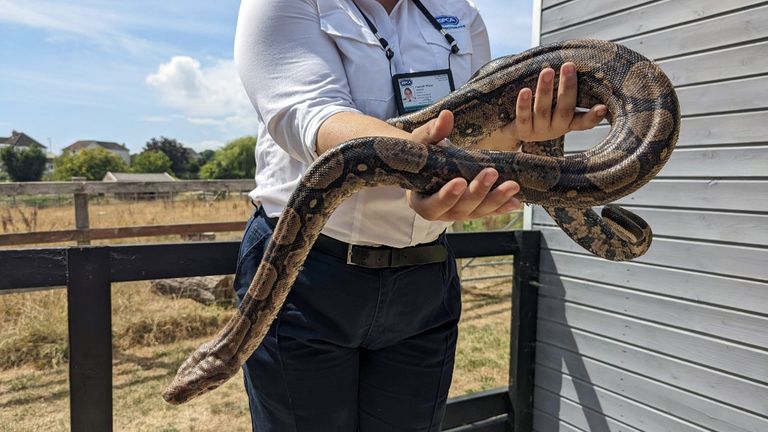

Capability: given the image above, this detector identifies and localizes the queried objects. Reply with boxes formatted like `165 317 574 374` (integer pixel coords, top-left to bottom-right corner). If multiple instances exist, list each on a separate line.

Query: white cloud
0 0 168 55
191 140 225 152
146 56 256 136
0 0 231 56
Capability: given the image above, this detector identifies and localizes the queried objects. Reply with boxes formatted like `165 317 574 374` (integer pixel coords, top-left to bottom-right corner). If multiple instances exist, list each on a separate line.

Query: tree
0 146 47 182
200 136 257 179
144 137 197 178
198 149 216 166
53 147 128 180
131 150 173 174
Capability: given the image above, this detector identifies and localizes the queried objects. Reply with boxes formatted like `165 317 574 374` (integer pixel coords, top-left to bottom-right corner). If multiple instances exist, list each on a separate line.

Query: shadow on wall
533 242 611 432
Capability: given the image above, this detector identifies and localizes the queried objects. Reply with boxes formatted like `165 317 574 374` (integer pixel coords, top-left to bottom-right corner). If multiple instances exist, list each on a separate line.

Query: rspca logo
436 15 464 29
399 79 413 86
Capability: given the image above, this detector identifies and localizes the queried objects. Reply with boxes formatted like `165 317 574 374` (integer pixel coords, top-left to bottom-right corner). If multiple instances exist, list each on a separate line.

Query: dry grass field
0 193 254 246
0 196 518 430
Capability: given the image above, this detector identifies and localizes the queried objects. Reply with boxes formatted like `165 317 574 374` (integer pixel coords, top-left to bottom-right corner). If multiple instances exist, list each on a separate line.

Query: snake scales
163 39 680 404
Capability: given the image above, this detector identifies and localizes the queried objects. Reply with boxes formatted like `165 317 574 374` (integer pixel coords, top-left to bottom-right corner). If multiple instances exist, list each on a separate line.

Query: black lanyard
411 0 460 54
352 0 460 63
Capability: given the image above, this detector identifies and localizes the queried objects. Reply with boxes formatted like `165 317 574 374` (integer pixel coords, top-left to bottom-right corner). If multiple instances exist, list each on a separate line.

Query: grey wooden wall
530 1 768 431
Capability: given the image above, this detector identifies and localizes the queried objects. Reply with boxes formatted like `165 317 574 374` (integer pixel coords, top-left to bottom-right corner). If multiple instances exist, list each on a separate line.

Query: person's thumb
410 110 454 145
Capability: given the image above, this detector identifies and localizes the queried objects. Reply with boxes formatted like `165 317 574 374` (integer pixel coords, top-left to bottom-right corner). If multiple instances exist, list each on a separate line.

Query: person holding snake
230 0 606 429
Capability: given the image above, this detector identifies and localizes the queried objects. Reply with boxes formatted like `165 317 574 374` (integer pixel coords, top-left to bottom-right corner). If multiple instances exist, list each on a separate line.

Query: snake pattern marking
163 39 680 404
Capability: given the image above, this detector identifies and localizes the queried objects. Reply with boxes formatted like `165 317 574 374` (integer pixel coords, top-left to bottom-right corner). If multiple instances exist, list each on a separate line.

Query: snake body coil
163 39 680 404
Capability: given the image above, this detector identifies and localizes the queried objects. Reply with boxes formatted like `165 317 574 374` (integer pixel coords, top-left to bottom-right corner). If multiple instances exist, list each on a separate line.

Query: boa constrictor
163 39 680 404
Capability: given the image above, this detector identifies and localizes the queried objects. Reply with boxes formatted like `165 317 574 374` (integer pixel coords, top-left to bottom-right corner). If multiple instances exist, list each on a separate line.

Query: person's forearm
316 112 413 155
316 111 521 156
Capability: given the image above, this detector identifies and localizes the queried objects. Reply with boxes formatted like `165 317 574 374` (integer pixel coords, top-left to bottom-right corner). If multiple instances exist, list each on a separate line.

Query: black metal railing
0 230 540 432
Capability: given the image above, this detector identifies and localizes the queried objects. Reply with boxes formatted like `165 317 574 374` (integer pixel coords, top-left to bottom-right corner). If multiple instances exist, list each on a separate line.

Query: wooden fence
0 180 254 246
0 230 541 432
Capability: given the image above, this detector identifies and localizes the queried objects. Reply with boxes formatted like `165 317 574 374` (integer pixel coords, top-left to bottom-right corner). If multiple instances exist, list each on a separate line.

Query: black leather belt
257 206 448 268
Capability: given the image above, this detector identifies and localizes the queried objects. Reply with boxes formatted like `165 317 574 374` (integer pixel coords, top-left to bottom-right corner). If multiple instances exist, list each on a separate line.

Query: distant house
0 130 54 173
0 130 46 150
102 171 176 200
63 140 130 165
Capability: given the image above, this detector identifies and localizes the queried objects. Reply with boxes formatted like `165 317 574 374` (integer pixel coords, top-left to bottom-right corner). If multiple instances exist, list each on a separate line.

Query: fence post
508 230 540 431
67 247 112 432
72 177 90 246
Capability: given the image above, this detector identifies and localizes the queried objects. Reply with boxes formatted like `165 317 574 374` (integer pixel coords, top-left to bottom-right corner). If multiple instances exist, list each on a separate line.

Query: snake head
163 316 252 404
162 339 240 404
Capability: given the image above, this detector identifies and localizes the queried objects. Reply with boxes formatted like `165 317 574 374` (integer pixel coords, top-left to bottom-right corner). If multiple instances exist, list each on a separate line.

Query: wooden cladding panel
539 226 767 280
539 251 768 314
537 276 768 348
538 297 768 382
534 208 768 246
541 1 765 48
535 1 768 430
564 111 768 152
536 343 768 432
536 320 768 415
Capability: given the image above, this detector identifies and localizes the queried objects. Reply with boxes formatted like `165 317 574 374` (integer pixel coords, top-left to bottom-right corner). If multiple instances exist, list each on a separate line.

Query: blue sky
0 0 532 154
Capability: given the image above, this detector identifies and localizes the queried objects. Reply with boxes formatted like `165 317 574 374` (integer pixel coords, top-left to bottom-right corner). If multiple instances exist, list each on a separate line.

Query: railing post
67 247 112 432
71 177 90 246
508 230 540 431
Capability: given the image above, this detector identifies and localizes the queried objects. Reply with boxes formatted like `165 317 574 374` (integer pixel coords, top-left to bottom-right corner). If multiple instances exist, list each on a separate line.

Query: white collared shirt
235 0 491 247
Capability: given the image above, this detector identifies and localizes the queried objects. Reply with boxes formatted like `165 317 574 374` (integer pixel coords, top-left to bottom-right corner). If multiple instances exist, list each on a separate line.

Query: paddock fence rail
0 180 254 246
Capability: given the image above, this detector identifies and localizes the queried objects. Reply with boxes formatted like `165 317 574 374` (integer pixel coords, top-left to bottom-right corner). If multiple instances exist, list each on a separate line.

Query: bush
131 150 174 174
144 137 198 179
53 147 128 180
0 146 47 181
200 136 256 179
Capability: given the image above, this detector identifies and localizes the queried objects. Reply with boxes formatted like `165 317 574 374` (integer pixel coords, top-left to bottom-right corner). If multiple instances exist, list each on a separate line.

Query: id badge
392 69 455 115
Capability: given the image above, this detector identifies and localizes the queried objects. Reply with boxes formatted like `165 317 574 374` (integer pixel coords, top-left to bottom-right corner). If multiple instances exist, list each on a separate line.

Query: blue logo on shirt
436 15 462 28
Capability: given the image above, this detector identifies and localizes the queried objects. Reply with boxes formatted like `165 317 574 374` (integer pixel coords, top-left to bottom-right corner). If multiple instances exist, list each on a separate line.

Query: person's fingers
467 180 520 218
513 88 533 139
407 177 467 221
533 68 555 132
569 105 607 131
552 63 577 132
409 176 522 221
410 110 454 145
494 198 523 215
441 168 498 220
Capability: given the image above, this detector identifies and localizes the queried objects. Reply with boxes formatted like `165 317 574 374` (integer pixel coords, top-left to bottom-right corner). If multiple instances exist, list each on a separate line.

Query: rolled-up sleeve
234 0 361 163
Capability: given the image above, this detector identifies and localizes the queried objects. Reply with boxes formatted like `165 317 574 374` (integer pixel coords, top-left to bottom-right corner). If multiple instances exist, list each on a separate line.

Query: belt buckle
346 244 358 266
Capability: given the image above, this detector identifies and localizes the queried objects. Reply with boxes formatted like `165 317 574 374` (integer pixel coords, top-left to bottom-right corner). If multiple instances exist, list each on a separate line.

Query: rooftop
102 172 176 182
0 130 45 149
63 140 129 153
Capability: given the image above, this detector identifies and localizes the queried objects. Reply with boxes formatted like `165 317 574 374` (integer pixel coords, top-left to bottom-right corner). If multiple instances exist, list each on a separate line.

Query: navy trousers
234 210 462 431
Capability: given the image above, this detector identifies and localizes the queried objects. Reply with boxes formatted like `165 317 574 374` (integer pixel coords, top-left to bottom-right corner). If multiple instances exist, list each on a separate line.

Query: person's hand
406 110 521 222
502 62 607 142
405 63 606 222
